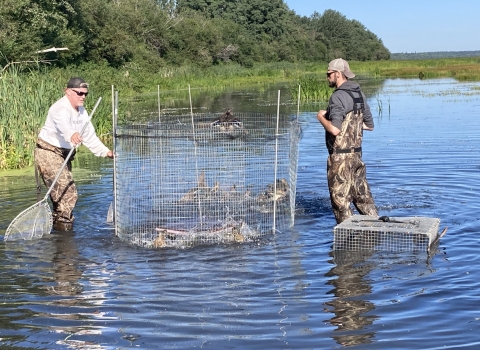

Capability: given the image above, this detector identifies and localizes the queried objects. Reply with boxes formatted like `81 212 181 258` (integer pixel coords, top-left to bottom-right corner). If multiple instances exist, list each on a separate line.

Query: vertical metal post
188 85 203 224
273 90 281 233
157 85 161 124
291 84 301 225
297 84 301 116
113 89 119 236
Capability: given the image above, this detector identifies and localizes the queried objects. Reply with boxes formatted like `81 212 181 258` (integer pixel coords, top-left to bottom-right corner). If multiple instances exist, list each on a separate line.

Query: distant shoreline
391 50 480 60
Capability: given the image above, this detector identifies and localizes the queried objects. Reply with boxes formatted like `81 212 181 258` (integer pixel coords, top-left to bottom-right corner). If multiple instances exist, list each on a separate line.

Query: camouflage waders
34 138 77 225
326 91 377 224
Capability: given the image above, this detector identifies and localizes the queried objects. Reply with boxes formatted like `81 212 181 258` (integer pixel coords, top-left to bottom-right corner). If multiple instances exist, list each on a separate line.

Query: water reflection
122 78 389 124
48 232 83 296
324 250 377 347
3 232 84 297
324 248 440 348
1 233 114 348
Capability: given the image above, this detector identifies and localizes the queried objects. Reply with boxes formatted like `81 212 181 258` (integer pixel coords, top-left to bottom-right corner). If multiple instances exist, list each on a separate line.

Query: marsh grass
291 57 480 103
291 76 331 103
354 57 480 80
0 68 116 169
293 57 480 102
1 57 480 170
0 69 62 169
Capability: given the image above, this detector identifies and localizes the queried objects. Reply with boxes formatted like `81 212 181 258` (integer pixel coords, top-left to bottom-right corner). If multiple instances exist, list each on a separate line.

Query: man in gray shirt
317 58 377 224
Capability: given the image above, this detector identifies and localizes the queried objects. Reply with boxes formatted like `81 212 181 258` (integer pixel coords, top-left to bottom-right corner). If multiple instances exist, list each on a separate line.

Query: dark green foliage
309 10 390 61
0 0 84 65
0 0 390 72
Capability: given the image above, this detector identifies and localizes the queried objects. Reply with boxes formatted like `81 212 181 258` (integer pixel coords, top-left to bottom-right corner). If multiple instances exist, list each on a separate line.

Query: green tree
177 0 291 41
0 0 84 68
310 10 390 61
74 0 168 69
0 0 390 72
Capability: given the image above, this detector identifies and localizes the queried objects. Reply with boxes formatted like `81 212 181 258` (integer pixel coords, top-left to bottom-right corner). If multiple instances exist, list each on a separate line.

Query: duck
257 178 290 203
269 178 290 199
179 171 210 202
231 225 245 243
180 173 239 202
210 108 243 130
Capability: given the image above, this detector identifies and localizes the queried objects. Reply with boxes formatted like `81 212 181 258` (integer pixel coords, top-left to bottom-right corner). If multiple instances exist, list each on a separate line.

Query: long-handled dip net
4 98 103 241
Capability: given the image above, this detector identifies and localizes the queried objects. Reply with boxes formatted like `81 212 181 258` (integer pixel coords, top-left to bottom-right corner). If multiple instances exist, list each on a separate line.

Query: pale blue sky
283 0 480 53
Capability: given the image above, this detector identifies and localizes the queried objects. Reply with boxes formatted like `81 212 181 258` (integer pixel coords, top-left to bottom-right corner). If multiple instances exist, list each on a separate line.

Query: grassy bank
355 57 480 79
291 57 480 102
1 57 480 170
0 62 310 170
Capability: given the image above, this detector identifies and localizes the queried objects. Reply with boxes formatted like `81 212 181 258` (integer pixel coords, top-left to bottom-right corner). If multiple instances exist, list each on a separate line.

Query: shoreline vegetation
1 56 480 171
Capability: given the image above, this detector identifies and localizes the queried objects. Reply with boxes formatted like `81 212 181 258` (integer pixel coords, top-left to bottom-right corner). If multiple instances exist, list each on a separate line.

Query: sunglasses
326 71 337 77
71 89 88 97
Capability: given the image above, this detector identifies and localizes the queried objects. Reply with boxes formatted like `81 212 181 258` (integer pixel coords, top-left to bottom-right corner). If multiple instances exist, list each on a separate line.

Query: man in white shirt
35 77 113 231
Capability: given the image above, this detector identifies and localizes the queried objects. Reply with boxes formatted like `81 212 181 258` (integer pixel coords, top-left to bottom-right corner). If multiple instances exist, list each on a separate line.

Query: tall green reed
0 68 113 170
4 57 479 170
0 68 62 169
291 76 331 103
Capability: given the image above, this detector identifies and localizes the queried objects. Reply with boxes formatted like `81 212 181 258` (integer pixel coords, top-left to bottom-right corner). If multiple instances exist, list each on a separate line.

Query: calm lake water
1 77 480 349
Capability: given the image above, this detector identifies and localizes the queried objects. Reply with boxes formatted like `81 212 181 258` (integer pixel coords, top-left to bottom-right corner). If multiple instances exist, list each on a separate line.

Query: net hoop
4 201 53 241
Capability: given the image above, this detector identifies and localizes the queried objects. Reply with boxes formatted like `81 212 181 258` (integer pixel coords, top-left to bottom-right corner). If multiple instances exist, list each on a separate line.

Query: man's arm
362 92 374 131
363 123 374 131
317 110 341 136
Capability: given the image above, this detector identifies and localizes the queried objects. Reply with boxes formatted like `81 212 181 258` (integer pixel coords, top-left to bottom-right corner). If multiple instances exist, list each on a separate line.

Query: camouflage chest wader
34 138 77 224
326 90 377 224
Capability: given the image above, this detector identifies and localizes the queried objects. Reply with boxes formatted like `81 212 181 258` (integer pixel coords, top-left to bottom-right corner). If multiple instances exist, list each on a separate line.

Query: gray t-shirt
326 80 374 130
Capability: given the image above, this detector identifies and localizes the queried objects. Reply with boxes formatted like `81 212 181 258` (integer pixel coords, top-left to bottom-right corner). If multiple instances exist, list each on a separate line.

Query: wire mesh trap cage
112 107 301 248
333 215 442 252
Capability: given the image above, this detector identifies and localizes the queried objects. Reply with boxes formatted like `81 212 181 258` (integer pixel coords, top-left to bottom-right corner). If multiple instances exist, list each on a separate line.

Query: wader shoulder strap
337 89 365 114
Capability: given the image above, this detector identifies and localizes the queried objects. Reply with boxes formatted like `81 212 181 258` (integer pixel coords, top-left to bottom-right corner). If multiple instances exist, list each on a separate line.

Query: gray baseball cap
328 58 355 79
67 77 89 88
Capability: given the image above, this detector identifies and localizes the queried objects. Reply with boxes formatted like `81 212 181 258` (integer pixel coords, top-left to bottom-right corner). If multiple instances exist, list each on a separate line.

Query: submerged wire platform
333 215 441 252
113 112 301 248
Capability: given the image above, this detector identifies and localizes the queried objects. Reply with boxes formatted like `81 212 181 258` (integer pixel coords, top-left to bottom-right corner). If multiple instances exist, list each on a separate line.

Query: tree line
391 51 480 60
0 0 390 72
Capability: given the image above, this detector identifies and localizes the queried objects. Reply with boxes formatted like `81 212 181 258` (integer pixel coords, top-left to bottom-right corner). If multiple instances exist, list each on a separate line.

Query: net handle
44 97 102 198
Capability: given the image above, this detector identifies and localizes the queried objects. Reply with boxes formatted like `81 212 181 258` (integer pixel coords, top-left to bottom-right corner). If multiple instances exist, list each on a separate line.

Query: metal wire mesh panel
333 215 440 252
113 112 301 248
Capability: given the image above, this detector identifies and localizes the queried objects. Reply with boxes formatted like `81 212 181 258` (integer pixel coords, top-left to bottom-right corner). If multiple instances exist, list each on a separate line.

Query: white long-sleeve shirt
38 95 109 157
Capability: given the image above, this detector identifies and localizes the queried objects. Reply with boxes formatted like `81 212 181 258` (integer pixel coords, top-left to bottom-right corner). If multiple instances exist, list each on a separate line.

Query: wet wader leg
34 148 78 224
327 155 353 224
351 154 378 217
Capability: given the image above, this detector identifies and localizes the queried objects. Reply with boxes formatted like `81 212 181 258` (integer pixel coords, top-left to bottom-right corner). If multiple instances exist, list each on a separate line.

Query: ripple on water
1 79 480 349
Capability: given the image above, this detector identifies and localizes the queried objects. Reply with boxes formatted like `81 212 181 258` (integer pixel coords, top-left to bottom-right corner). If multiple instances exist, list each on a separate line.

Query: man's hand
70 132 83 145
363 123 374 131
106 150 114 159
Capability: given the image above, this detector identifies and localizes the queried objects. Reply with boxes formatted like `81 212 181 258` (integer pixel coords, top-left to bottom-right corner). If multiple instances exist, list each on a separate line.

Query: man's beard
328 79 336 88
